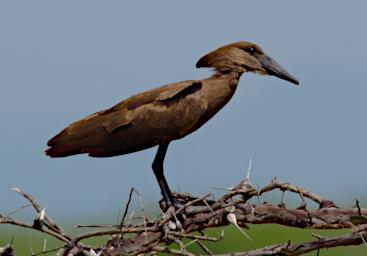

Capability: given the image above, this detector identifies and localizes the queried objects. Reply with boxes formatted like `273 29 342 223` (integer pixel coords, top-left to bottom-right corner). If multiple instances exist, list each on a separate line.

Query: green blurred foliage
1 224 365 255
175 224 366 255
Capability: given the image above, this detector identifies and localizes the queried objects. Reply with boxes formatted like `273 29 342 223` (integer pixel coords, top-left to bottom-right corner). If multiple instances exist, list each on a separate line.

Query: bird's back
46 80 208 157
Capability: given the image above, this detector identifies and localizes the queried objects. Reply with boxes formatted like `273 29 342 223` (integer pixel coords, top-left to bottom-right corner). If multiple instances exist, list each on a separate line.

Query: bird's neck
210 70 242 89
213 70 242 78
194 70 242 128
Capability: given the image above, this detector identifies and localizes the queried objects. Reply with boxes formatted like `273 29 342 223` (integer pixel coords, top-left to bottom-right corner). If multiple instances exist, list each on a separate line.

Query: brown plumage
46 41 299 208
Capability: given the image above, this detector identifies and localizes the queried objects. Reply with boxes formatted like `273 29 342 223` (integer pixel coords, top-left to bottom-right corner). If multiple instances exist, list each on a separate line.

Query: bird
46 41 299 209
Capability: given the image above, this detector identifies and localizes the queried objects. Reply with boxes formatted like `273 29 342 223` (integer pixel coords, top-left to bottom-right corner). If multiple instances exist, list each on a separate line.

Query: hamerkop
46 41 299 208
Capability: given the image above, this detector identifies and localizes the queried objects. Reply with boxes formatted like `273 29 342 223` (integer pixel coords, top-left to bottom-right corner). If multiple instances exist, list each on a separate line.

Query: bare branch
10 187 69 240
153 245 196 256
195 240 214 255
2 177 367 256
213 231 367 256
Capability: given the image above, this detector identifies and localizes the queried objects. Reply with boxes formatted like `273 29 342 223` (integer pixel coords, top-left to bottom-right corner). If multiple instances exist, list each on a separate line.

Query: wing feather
46 80 205 157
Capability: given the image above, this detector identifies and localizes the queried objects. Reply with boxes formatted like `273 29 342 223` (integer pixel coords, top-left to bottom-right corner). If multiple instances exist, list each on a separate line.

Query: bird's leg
152 142 175 209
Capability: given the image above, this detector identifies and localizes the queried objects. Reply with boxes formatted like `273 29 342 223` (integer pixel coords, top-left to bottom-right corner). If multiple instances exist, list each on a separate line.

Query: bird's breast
196 79 238 126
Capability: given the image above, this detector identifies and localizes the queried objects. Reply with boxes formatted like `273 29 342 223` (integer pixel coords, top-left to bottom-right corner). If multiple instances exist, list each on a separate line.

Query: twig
5 204 31 217
356 198 362 216
2 178 367 256
152 245 196 256
32 246 64 256
132 188 148 242
72 226 158 243
0 214 69 243
120 188 134 227
11 187 67 238
196 240 214 255
213 231 367 256
360 233 367 247
75 224 120 228
167 231 222 242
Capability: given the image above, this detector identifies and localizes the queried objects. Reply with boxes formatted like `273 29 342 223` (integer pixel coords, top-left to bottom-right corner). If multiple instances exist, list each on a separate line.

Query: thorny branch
1 177 367 256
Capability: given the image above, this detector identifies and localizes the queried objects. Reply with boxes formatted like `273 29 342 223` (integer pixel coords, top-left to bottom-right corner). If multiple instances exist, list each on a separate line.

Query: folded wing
46 80 206 157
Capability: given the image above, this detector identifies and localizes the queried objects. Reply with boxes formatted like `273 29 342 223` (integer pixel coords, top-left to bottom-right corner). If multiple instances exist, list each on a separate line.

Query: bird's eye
248 47 255 54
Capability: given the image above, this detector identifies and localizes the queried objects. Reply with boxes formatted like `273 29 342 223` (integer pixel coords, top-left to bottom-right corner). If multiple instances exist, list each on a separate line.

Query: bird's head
196 41 299 85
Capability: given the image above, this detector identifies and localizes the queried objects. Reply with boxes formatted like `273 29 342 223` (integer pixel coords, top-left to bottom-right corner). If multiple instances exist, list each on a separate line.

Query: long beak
256 54 299 85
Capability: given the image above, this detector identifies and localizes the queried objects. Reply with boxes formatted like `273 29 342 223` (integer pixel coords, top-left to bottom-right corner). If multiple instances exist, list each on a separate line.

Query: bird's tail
45 116 97 157
45 111 112 157
45 144 81 157
45 128 84 157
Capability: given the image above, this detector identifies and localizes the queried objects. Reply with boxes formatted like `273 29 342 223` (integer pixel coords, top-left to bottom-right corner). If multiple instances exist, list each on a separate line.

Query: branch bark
1 177 366 256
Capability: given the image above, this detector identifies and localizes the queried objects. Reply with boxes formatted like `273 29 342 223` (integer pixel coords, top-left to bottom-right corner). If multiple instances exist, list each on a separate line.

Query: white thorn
226 213 252 240
43 238 47 252
212 186 235 191
246 157 252 181
10 187 21 193
175 220 183 230
220 228 225 238
89 248 102 256
38 207 46 221
168 220 177 230
250 205 255 215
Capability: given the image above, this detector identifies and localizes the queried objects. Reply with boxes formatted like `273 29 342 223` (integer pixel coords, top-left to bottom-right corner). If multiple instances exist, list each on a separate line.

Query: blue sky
0 1 366 221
